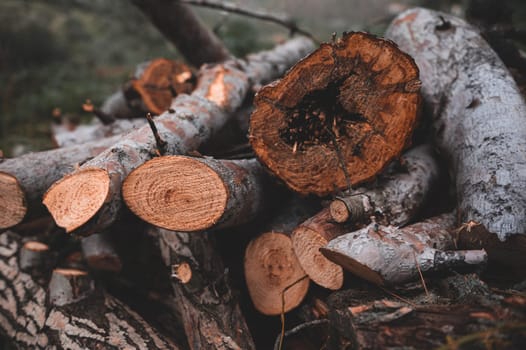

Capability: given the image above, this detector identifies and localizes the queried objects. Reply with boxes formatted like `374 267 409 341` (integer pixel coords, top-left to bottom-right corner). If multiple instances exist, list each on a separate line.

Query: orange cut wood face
249 32 421 196
131 58 195 115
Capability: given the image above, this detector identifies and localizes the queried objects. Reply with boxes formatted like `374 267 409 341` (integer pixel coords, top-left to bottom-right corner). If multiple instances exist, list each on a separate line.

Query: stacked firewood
1 2 526 349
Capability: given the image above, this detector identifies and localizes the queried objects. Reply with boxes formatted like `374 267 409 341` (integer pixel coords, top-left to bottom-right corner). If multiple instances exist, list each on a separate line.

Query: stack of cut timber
2 3 526 350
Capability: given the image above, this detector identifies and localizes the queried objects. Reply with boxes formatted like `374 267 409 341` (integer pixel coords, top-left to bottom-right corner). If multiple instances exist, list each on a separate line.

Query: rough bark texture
329 144 441 226
132 0 231 66
321 213 487 285
385 9 526 244
43 37 314 235
150 227 255 350
0 231 181 349
123 156 266 232
249 31 421 196
52 118 146 147
290 208 347 290
0 135 120 230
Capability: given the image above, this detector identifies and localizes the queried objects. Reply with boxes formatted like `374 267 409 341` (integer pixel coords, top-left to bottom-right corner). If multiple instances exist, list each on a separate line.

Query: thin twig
178 0 319 43
146 113 168 156
413 252 429 297
379 286 417 307
278 275 309 350
273 319 329 350
82 100 115 125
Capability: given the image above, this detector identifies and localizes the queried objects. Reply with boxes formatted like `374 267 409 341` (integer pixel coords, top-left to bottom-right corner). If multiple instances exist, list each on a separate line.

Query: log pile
2 2 526 349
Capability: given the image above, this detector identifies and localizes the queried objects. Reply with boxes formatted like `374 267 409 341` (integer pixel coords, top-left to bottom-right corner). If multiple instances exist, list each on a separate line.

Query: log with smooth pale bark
385 8 526 264
0 231 181 349
329 144 440 226
0 135 121 230
132 0 231 66
43 37 315 236
151 227 255 350
321 213 487 285
123 156 266 232
290 208 347 290
249 31 421 196
52 118 147 148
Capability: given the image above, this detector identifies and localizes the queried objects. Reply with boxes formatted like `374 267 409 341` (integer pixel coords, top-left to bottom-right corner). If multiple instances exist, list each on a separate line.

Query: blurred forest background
1 0 525 156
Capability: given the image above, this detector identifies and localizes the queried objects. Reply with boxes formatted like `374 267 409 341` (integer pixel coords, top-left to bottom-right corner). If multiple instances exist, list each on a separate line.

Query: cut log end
244 232 309 315
0 172 26 229
249 32 421 196
43 168 110 233
291 227 344 290
23 241 49 252
131 58 195 115
329 199 350 223
122 156 228 232
319 247 384 285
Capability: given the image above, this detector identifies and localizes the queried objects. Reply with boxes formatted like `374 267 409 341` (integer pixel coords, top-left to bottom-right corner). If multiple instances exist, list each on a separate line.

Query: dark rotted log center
279 79 366 150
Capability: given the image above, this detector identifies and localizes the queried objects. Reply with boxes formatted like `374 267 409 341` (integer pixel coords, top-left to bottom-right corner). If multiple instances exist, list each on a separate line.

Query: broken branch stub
249 32 421 196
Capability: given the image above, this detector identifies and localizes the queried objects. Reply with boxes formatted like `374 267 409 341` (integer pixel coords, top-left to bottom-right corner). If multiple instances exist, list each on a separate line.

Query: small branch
179 0 319 43
146 113 167 156
82 100 116 125
274 319 329 350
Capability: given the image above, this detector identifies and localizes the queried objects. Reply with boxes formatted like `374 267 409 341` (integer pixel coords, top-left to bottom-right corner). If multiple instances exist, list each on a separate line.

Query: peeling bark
386 8 526 264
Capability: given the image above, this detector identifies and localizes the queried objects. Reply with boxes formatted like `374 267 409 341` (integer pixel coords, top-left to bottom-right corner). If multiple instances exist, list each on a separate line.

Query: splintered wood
249 32 421 196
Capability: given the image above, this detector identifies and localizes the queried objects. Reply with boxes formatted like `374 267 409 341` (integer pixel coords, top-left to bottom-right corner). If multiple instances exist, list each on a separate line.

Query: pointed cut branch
123 156 266 232
290 208 347 290
43 37 315 236
249 31 421 196
385 8 526 264
0 135 121 230
321 213 487 285
151 227 256 349
132 0 231 66
0 231 181 349
329 144 441 226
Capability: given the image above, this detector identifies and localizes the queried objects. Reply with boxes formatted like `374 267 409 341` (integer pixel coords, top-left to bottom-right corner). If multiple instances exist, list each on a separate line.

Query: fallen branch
44 37 315 235
321 213 487 285
123 156 266 231
131 0 231 66
329 144 441 226
386 8 526 266
179 0 318 42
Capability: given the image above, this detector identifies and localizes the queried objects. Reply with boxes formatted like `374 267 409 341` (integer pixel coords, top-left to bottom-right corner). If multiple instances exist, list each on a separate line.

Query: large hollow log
329 144 441 226
0 135 121 230
385 8 526 266
151 227 256 349
43 37 314 236
0 231 181 349
321 213 487 285
249 31 421 196
131 0 231 66
123 156 266 232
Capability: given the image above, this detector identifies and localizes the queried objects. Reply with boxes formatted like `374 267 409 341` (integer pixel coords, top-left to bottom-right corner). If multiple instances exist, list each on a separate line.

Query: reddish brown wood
249 32 421 196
